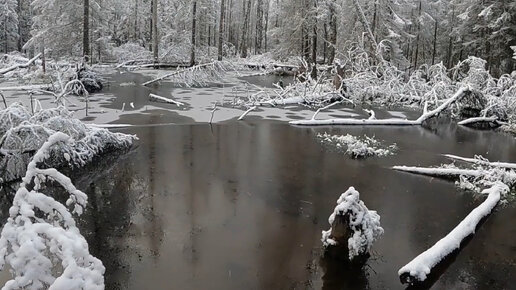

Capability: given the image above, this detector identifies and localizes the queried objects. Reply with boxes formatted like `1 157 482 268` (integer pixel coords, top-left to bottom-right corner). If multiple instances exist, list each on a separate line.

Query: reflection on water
61 120 516 289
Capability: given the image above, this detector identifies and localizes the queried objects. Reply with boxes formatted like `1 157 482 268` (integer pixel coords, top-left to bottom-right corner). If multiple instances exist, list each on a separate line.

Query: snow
0 132 105 289
458 116 499 126
318 133 396 158
149 93 185 106
398 182 509 284
0 103 137 183
322 187 384 260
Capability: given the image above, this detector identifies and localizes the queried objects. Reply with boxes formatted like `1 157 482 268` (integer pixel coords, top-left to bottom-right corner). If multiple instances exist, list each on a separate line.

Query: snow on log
290 87 471 126
458 116 499 126
0 84 52 91
398 182 509 285
0 53 42 75
322 187 384 261
149 93 185 106
444 154 516 170
238 106 258 120
392 166 481 178
0 132 105 289
142 61 226 86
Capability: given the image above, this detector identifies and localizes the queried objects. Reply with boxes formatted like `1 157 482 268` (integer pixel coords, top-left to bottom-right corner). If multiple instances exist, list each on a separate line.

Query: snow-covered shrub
0 132 105 289
0 104 136 183
111 42 153 63
322 187 384 260
317 132 396 158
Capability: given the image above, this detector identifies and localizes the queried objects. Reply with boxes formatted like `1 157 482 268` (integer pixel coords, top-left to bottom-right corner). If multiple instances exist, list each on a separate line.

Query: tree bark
327 1 337 64
218 0 225 61
152 0 158 61
83 0 90 57
240 0 251 58
190 1 198 66
256 0 264 54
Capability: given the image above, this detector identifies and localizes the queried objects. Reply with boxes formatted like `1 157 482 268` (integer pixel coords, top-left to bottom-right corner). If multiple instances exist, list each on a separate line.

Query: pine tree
0 0 19 53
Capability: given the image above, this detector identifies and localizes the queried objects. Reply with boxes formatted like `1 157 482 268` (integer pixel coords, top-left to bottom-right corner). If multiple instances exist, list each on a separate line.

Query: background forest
1 0 515 76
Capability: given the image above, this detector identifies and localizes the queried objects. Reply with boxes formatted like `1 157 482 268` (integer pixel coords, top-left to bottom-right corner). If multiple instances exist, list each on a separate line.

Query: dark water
2 71 516 289
75 118 516 290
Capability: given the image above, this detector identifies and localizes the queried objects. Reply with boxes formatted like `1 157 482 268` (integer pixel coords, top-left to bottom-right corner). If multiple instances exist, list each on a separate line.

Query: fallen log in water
149 93 184 106
398 183 508 285
0 53 42 75
445 154 516 170
290 87 471 126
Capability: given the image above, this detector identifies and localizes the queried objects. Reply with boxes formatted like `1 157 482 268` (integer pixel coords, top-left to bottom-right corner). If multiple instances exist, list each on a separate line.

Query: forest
0 0 516 289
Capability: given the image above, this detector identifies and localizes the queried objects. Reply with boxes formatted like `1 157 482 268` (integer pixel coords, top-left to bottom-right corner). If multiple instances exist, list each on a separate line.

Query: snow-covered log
290 87 471 126
0 53 42 75
444 154 516 170
0 132 105 289
458 116 500 127
318 133 396 158
322 187 384 261
149 93 185 106
0 84 52 91
398 182 509 285
392 166 482 178
238 106 257 120
142 61 227 86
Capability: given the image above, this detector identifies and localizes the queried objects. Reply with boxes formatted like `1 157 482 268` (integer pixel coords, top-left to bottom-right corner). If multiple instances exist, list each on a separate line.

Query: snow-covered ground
1 68 418 127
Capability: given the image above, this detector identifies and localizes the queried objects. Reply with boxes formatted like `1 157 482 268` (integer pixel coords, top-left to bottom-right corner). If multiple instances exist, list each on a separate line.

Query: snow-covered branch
0 132 105 289
399 182 509 284
149 93 185 106
290 87 471 126
0 53 42 75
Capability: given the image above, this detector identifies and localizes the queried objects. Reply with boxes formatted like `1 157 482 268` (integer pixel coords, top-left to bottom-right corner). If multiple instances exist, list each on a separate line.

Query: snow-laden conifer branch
142 61 229 86
0 132 105 289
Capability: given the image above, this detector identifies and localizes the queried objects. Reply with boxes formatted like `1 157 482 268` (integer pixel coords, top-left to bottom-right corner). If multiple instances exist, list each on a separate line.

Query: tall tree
83 0 90 57
190 0 197 65
0 0 19 53
152 0 158 61
218 0 225 61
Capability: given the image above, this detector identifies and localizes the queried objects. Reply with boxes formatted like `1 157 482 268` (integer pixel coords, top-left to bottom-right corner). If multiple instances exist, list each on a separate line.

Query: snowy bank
0 103 137 183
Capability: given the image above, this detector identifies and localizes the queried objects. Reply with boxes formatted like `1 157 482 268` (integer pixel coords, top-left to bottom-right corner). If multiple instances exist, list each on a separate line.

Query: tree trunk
432 20 438 65
218 0 225 61
190 1 198 66
240 0 251 58
152 0 158 61
83 0 90 57
413 0 422 69
256 0 264 54
327 1 337 64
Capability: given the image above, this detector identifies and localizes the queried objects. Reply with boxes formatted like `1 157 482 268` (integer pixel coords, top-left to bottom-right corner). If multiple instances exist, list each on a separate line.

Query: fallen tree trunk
238 106 257 120
392 166 481 178
0 84 52 91
142 61 219 86
149 93 184 106
290 87 471 126
0 53 42 75
398 182 508 285
458 116 502 129
444 154 516 170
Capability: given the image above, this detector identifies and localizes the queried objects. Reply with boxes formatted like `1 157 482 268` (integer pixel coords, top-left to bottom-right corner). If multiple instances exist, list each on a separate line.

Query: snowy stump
322 187 384 262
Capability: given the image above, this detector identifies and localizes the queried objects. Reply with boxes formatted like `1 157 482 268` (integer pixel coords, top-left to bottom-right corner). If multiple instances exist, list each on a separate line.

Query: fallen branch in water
444 154 516 170
238 106 258 120
458 116 502 127
398 182 508 285
149 93 184 106
142 61 226 86
392 166 482 178
0 53 42 75
290 87 471 126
